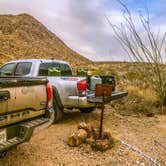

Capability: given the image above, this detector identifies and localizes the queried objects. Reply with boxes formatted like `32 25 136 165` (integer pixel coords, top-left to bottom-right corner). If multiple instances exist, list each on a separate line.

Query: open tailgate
87 91 128 103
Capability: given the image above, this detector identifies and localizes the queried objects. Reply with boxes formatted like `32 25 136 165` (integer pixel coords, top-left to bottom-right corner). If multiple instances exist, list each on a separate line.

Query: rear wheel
79 107 96 113
45 107 56 124
53 97 63 123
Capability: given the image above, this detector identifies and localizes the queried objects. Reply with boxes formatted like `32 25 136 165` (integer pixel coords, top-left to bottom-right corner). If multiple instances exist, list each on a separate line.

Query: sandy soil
0 106 166 166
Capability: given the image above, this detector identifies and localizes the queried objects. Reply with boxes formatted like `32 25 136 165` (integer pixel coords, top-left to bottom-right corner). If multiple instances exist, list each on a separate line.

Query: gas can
48 68 53 76
77 69 88 77
90 75 102 91
52 68 61 76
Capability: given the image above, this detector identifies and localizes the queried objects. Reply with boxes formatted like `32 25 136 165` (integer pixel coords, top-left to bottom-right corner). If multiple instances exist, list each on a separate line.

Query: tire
45 107 56 124
53 97 63 123
79 107 96 113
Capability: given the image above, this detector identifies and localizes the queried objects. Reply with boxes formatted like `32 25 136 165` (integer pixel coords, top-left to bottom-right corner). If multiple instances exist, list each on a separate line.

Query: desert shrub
92 69 106 75
107 1 166 110
126 71 138 81
112 85 159 115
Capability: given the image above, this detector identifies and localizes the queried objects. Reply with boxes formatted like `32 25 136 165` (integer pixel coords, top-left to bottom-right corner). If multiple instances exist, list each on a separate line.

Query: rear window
15 62 32 76
39 63 72 76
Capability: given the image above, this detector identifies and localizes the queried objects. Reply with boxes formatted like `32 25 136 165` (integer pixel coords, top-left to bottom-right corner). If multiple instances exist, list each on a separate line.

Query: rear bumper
67 96 96 108
87 91 128 103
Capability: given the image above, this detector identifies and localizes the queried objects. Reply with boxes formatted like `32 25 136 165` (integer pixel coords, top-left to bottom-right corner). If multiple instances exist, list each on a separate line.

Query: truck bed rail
0 77 47 88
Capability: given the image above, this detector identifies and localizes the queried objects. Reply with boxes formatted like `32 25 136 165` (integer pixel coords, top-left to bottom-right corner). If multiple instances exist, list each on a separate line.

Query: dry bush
112 85 160 116
107 0 166 111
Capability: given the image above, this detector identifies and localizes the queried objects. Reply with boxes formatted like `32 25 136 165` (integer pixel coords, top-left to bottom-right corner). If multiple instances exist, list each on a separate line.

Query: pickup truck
0 59 127 122
0 76 54 155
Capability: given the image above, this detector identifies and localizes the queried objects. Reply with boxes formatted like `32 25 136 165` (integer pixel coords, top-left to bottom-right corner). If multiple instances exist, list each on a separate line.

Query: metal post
98 91 105 139
153 140 157 166
95 84 112 140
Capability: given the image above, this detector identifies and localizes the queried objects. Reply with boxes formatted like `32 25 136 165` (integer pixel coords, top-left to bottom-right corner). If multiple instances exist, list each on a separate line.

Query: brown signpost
95 84 112 139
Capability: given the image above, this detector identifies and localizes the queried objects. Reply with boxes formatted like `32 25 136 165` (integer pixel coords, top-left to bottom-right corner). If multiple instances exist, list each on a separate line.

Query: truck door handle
0 91 10 102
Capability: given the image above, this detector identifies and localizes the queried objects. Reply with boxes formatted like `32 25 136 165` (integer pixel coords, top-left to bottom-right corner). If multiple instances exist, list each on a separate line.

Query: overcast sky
0 0 165 61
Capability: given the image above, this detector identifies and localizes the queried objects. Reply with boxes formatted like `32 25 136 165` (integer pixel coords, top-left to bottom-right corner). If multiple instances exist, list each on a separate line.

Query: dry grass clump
126 85 157 104
112 85 161 116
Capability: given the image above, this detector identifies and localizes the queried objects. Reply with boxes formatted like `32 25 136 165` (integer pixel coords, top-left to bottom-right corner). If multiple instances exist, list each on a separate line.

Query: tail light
77 80 87 97
47 82 53 108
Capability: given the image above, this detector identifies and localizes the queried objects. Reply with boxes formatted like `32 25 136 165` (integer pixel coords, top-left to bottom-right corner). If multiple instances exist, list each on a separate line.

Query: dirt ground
0 106 166 166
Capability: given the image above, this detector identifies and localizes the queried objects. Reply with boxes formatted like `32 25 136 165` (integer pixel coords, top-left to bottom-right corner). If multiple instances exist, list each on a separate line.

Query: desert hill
0 13 91 67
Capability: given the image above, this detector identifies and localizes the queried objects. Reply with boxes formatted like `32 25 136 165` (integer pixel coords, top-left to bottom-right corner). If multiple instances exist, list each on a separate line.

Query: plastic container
52 68 61 76
48 68 53 76
77 69 88 77
48 68 61 76
90 75 102 91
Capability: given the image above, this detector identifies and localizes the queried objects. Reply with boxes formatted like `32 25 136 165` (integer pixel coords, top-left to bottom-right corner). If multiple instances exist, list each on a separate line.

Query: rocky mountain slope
0 13 91 67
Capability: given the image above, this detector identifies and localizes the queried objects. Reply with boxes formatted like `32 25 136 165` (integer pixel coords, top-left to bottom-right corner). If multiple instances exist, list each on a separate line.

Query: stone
103 130 112 140
91 127 100 140
93 139 110 151
77 129 88 142
67 129 88 147
67 133 81 147
86 137 95 145
78 122 91 136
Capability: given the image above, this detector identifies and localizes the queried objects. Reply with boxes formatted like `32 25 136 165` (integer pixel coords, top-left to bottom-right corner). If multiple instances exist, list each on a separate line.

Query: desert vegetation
106 0 166 112
83 62 165 117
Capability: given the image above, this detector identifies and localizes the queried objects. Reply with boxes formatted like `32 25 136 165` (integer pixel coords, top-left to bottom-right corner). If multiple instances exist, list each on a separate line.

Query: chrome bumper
66 96 96 108
65 91 128 108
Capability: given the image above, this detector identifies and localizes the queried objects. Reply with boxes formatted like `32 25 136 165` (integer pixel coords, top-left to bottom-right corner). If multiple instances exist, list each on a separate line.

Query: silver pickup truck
0 59 127 122
0 77 54 154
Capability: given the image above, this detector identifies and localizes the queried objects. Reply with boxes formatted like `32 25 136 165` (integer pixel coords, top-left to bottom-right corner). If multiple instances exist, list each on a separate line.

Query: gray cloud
65 0 126 61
